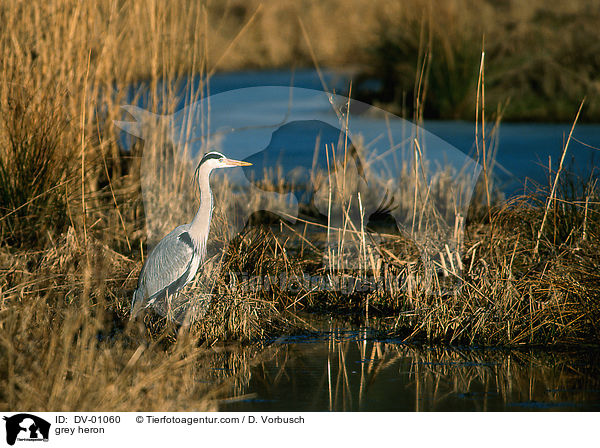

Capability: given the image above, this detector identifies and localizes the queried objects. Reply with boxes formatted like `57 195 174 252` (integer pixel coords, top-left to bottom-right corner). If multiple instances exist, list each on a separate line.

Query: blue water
118 68 600 197
425 121 600 194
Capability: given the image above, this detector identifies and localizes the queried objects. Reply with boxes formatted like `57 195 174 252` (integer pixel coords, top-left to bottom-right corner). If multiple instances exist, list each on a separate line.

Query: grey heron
131 151 252 319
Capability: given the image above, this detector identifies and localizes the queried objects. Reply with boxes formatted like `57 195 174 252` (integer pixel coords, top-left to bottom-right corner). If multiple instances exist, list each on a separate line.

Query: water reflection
219 327 600 411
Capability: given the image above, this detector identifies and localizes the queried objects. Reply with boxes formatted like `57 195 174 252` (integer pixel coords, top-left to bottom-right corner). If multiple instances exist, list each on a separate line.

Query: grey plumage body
131 151 250 319
131 224 204 316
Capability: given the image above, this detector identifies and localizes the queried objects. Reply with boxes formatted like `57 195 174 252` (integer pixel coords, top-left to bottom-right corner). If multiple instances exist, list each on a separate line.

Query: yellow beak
223 158 252 167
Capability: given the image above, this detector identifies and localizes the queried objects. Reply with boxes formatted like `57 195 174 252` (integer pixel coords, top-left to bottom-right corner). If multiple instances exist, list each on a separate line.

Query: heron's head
195 151 252 178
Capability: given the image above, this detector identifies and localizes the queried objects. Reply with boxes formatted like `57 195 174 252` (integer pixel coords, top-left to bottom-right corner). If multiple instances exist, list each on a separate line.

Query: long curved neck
189 166 213 248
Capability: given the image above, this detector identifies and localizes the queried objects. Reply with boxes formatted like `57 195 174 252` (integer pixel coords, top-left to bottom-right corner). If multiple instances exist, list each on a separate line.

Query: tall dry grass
0 0 276 411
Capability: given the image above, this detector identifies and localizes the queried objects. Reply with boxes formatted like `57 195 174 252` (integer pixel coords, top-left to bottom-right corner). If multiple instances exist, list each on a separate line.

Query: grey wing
132 224 196 316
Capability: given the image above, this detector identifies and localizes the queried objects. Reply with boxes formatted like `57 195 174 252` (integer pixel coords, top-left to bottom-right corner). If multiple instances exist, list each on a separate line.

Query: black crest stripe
199 152 224 166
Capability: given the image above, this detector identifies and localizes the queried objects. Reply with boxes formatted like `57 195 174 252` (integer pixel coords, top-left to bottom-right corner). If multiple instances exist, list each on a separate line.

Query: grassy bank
1 0 599 411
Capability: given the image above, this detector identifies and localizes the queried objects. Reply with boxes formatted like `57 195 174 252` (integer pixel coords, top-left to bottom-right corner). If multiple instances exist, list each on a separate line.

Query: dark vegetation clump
354 1 600 122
